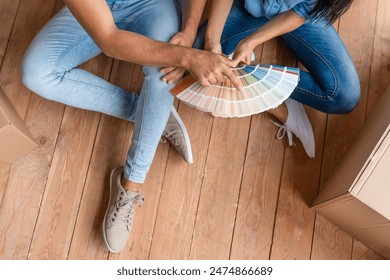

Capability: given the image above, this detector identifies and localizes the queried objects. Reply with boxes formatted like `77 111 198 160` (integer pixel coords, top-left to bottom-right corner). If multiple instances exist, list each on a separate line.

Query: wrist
181 22 197 39
180 28 197 45
242 36 258 50
178 47 196 69
205 31 221 44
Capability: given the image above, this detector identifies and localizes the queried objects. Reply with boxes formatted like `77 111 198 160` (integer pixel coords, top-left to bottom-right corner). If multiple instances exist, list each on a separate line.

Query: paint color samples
170 64 300 118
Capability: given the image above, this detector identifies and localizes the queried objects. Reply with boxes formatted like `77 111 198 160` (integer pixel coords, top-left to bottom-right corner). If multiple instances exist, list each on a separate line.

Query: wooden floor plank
229 113 284 259
189 116 251 260
0 0 20 67
0 162 12 205
311 0 379 260
311 215 353 260
0 0 54 115
269 131 324 260
28 108 100 259
148 106 214 259
27 54 113 260
366 0 390 113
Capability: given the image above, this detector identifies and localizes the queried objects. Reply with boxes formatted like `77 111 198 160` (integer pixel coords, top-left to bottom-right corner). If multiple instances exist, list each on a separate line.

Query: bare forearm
181 0 207 39
205 0 234 43
245 10 305 48
103 29 197 68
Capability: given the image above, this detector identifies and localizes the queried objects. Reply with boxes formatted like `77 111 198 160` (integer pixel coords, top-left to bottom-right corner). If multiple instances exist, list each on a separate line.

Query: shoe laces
270 119 295 147
112 192 144 231
161 130 182 146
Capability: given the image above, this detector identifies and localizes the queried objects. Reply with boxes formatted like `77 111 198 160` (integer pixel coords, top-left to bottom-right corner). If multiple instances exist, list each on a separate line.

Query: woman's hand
161 31 195 84
229 38 255 67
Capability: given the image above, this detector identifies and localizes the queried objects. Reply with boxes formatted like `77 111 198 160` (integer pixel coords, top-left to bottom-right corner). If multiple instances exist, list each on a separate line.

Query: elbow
99 42 115 58
94 27 119 58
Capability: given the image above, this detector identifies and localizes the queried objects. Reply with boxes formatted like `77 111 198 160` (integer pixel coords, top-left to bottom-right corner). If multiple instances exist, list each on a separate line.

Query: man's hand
161 31 195 84
184 50 242 90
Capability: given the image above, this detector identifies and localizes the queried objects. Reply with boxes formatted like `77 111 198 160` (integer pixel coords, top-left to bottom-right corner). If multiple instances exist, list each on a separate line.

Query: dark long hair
310 0 353 23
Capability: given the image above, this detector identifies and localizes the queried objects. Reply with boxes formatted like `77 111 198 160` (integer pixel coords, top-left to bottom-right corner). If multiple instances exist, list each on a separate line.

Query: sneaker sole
171 106 193 164
101 167 122 253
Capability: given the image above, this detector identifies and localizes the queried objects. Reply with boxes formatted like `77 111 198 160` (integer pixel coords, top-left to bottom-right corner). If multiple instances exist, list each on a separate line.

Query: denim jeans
198 0 361 114
21 0 181 183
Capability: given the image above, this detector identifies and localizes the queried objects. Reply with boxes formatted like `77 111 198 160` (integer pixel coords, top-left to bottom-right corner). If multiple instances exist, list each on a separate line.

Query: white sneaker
271 98 315 158
161 106 193 164
102 167 144 253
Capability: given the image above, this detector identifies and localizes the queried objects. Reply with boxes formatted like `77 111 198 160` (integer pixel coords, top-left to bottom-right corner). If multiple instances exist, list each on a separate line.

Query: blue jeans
21 0 181 183
198 0 360 114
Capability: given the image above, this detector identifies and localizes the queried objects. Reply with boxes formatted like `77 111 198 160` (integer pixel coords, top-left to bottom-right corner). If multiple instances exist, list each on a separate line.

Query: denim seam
284 32 339 101
127 68 148 182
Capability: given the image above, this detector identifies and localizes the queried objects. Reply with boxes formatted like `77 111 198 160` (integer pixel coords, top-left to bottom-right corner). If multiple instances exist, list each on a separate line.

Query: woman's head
311 0 354 23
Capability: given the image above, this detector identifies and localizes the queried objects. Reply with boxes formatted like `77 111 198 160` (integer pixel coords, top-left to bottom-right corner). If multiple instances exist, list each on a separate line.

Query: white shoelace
269 120 295 147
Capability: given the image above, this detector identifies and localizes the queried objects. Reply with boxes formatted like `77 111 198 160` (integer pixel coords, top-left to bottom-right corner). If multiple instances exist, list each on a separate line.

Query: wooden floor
0 0 389 260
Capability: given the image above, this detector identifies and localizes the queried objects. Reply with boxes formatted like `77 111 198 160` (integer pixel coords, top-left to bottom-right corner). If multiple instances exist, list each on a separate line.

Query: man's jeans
21 0 181 183
196 0 360 114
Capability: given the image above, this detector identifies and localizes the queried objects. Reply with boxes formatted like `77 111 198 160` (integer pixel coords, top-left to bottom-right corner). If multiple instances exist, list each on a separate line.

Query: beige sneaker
102 167 144 253
161 106 193 164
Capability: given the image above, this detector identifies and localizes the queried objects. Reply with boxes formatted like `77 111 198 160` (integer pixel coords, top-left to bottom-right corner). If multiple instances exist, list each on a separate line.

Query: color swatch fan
170 64 300 118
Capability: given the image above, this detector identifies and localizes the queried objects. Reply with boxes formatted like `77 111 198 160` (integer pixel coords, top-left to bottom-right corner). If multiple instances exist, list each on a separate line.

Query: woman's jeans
205 0 361 114
20 0 181 183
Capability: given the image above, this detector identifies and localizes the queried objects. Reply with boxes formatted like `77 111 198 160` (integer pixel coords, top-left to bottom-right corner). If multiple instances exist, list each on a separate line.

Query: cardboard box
0 87 38 163
312 85 390 259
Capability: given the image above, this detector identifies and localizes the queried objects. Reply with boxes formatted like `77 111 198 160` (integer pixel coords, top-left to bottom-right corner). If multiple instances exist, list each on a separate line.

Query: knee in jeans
142 65 162 78
330 75 361 114
20 52 61 100
142 66 174 100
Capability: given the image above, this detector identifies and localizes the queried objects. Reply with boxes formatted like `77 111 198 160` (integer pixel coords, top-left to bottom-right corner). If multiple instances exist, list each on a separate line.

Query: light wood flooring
0 0 389 260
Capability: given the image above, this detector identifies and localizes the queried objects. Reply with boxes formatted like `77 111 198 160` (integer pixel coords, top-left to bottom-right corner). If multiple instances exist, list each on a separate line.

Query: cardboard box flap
313 87 390 206
0 126 38 161
352 225 390 259
0 87 38 162
0 88 35 140
351 130 390 220
313 193 389 230
0 107 10 129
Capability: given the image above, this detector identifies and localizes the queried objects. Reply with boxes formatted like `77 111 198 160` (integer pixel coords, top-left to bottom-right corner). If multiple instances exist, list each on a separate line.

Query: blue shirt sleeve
292 1 318 20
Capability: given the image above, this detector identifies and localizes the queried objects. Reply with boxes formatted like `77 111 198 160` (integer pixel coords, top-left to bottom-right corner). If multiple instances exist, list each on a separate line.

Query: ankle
121 177 142 193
